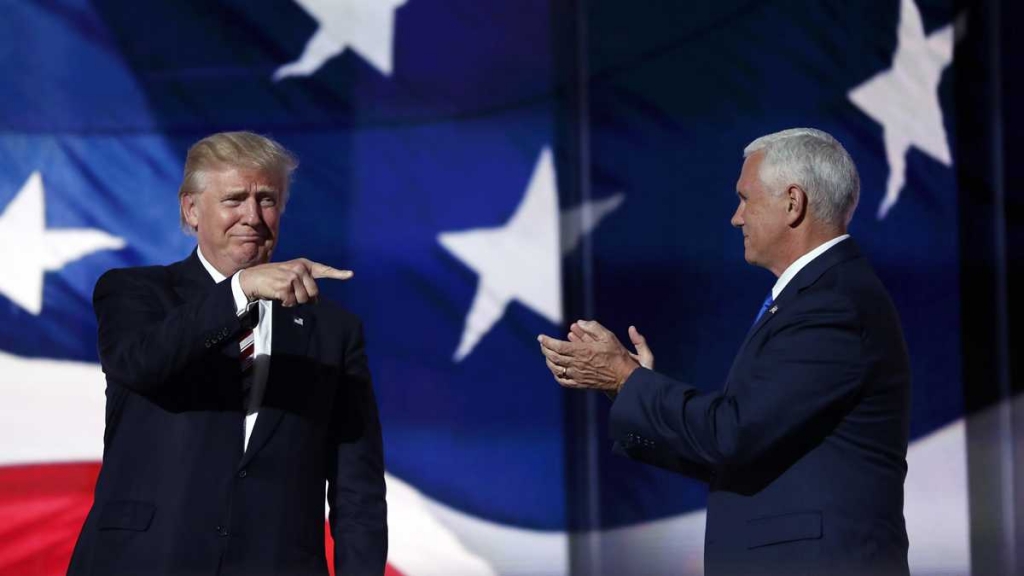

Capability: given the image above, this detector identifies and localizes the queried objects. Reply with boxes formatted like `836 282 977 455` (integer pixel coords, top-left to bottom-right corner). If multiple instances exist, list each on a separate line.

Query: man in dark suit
68 131 387 576
539 128 910 575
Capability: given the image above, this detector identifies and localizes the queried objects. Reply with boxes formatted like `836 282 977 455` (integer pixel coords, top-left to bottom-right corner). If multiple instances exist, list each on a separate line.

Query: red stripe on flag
0 463 404 576
0 462 99 576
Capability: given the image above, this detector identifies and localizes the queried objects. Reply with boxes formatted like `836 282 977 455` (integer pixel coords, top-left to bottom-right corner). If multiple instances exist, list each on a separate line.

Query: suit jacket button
238 470 247 478
215 525 229 537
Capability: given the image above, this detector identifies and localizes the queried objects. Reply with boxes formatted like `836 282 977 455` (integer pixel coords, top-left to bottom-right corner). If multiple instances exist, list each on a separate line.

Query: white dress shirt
197 247 272 451
770 234 851 300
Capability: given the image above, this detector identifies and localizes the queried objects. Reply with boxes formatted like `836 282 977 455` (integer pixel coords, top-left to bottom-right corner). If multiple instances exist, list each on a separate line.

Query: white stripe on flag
0 350 106 465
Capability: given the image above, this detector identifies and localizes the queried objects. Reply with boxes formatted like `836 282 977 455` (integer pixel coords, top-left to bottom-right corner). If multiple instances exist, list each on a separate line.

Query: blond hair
178 131 298 232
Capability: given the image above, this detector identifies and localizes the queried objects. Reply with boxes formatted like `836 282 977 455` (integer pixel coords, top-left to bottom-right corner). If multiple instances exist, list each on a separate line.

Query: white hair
743 127 860 227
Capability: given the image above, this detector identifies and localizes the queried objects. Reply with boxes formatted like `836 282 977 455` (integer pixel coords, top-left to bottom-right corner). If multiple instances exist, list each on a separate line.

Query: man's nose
730 207 743 228
242 197 262 225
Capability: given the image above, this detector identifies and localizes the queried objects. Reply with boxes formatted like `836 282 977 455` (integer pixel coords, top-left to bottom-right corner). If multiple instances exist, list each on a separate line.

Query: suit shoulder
825 256 898 307
787 283 859 323
801 257 904 333
806 254 881 297
96 264 172 287
94 264 174 298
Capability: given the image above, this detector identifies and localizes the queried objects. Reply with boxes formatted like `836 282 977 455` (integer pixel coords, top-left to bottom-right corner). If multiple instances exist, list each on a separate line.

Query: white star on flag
0 171 126 315
438 147 625 362
848 0 953 219
274 0 407 80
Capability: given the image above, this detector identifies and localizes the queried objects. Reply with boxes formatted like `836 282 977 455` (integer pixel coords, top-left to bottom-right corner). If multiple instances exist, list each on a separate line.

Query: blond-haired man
69 131 387 576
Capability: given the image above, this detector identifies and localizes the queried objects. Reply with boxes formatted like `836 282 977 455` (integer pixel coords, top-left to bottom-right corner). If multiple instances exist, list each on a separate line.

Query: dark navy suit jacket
610 239 910 576
68 251 387 576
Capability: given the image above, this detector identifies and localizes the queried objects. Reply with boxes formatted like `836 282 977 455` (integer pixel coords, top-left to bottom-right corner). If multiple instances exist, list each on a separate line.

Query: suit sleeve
327 318 388 576
609 291 865 474
93 268 242 394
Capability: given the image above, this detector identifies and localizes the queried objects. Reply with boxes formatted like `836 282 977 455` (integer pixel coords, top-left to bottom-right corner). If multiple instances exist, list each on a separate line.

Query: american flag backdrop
0 1 969 575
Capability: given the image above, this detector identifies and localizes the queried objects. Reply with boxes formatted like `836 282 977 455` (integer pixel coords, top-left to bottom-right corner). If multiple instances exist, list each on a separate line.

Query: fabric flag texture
0 1 967 575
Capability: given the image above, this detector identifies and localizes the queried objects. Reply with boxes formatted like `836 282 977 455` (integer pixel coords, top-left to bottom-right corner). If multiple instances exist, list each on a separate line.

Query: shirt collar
196 246 228 283
771 234 850 300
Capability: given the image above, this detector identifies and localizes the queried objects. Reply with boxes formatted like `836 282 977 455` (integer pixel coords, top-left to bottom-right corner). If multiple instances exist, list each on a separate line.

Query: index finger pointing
310 262 354 280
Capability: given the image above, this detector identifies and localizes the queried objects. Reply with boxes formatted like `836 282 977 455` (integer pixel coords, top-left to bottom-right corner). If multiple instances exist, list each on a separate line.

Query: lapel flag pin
294 317 304 326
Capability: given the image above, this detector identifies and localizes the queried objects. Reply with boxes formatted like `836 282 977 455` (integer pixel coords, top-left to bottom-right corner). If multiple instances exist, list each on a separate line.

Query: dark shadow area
955 0 1024 574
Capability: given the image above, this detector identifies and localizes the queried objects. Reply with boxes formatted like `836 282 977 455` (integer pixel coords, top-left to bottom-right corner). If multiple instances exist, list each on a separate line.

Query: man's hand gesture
238 258 353 307
537 320 654 395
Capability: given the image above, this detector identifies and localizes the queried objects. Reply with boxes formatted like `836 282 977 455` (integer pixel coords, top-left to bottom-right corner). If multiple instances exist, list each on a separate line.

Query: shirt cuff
230 272 255 316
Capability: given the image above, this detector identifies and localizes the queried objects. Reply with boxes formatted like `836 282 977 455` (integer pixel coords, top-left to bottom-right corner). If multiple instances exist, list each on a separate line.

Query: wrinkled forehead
202 165 287 195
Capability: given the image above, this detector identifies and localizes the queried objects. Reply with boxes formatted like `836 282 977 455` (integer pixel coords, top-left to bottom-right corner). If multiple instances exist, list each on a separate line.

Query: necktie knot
752 293 774 327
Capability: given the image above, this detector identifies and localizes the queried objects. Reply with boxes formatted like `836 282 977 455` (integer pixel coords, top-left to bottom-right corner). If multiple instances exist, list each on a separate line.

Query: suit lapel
724 239 863 391
724 298 783 392
169 249 245 419
238 301 316 468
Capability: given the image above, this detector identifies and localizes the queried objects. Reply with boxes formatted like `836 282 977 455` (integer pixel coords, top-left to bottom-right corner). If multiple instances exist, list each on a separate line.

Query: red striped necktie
239 307 258 407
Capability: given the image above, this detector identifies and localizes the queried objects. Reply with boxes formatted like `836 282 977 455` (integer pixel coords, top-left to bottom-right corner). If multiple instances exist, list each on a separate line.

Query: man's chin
232 246 272 269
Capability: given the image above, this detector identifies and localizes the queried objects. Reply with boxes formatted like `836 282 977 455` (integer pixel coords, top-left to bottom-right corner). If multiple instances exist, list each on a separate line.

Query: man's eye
223 199 242 207
260 198 277 207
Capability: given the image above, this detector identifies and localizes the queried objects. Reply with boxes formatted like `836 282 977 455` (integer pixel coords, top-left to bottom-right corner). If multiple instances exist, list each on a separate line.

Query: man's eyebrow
219 187 279 196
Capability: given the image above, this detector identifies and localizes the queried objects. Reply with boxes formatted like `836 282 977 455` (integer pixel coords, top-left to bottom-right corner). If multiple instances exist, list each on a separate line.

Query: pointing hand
238 258 353 307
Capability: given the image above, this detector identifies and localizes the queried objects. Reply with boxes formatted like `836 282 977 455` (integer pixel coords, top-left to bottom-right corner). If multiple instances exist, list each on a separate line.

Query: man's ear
786 184 808 227
181 193 200 231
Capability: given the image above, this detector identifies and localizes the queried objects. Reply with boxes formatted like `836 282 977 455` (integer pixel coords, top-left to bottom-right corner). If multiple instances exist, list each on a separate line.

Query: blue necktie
752 293 774 327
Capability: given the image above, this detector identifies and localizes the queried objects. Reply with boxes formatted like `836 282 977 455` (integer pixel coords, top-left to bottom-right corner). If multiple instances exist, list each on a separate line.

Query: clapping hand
537 320 654 395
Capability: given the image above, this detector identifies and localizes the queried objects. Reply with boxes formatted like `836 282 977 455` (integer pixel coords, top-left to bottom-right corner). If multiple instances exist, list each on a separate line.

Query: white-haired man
540 128 910 575
69 131 387 576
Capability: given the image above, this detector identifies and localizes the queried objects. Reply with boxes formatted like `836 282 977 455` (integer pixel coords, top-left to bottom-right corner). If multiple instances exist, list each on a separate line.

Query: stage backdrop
0 1 967 575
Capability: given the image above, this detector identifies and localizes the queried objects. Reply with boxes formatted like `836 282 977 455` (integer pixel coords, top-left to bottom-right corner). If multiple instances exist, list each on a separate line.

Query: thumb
628 325 654 370
628 325 648 349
